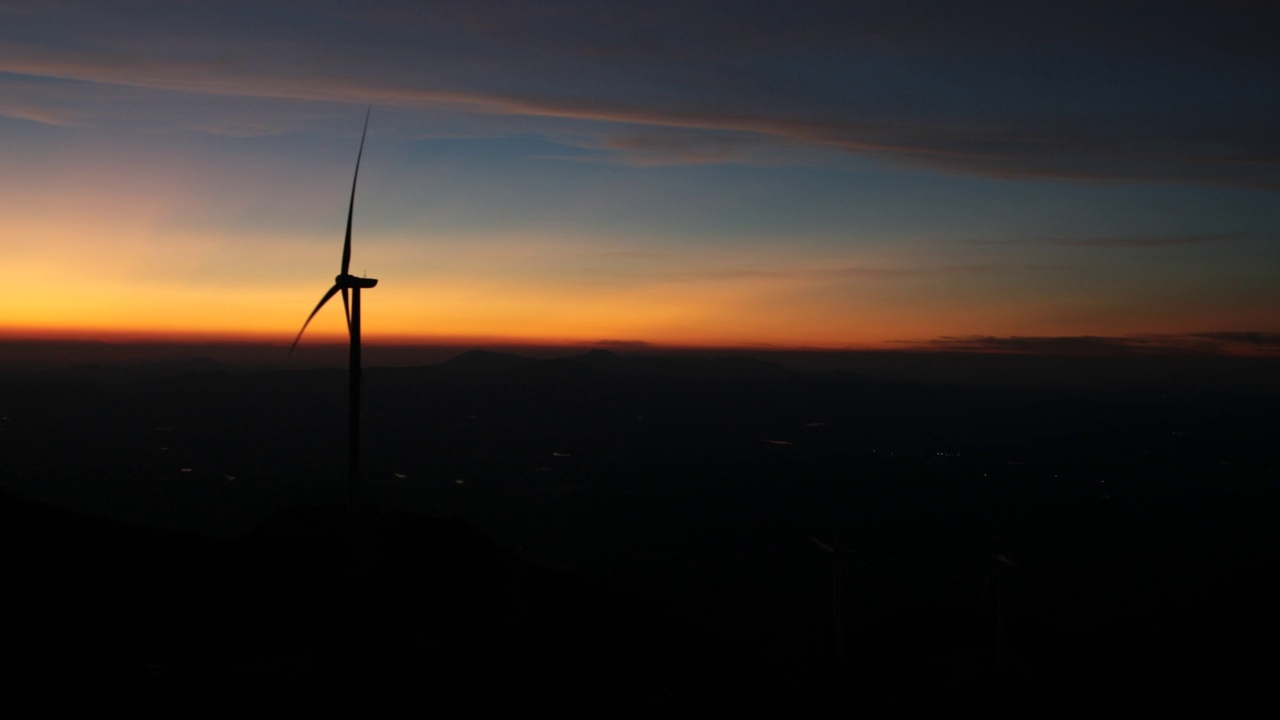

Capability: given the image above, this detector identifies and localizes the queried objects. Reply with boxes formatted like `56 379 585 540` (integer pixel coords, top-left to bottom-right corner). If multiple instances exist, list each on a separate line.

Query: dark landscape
2 345 1279 716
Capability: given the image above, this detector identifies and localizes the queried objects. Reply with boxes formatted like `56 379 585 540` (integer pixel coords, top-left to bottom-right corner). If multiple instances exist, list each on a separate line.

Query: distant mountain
430 348 798 384
0 488 769 716
438 349 537 373
32 357 263 384
565 349 794 381
429 349 598 385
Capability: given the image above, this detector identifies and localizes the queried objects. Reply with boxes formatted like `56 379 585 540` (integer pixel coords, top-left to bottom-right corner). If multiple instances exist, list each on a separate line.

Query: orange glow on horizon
0 323 891 352
5 149 1276 359
5 323 1280 359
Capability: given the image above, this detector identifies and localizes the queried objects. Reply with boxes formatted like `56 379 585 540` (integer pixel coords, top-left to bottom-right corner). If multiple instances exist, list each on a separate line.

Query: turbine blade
342 286 351 335
341 105 372 276
289 284 341 355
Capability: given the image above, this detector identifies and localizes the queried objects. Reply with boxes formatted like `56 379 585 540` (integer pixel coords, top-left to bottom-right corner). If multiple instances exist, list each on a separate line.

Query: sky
1 1 1278 355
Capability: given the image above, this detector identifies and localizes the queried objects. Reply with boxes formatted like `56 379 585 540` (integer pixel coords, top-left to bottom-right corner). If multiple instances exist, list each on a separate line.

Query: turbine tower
289 106 378 511
811 535 849 660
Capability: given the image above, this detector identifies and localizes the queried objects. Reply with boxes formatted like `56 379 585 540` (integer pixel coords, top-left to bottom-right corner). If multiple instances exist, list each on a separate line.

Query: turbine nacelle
337 274 378 289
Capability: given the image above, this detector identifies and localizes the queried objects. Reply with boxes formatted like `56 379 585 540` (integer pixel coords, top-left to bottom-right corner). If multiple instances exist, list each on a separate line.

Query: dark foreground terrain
2 348 1279 716
1 490 772 717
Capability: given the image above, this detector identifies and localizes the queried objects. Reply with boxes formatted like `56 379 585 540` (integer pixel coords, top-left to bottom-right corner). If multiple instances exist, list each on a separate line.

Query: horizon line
3 329 1280 359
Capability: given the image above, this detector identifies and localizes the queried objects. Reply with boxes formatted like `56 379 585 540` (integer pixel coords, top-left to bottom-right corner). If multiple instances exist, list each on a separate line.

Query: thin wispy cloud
904 332 1280 356
579 264 788 283
957 234 1248 249
1051 235 1241 249
583 129 816 167
0 77 82 125
699 263 1033 281
585 339 652 350
587 260 1029 283
0 2 1275 186
183 118 284 138
1190 331 1280 349
822 263 1022 278
0 98 76 125
588 251 663 260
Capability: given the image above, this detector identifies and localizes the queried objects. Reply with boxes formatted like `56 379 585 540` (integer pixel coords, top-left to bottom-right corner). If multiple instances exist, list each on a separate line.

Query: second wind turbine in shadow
290 106 379 510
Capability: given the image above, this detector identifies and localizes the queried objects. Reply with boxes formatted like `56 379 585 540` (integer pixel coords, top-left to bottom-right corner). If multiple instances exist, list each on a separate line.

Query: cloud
903 332 1280 356
906 335 1192 355
588 251 662 260
822 263 1019 277
531 129 774 166
584 339 652 349
593 131 769 166
1046 235 1242 249
585 256 1027 284
957 234 1247 249
671 268 792 281
183 118 284 138
0 98 76 125
1189 331 1280 348
0 77 81 125
0 2 1276 185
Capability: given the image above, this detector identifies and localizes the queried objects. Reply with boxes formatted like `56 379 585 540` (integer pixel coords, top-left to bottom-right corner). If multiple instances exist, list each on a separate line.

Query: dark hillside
2 351 1278 715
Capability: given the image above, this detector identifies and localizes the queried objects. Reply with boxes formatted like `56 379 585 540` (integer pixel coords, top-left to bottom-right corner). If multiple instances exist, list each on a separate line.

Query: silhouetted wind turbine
810 490 861 660
980 552 1019 669
811 535 852 659
289 106 378 511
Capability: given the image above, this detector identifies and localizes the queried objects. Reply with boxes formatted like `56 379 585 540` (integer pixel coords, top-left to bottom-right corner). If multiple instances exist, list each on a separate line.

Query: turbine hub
336 273 379 289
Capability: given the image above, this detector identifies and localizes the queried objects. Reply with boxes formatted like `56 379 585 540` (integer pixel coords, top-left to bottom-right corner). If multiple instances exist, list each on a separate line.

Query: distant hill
0 488 771 717
566 348 794 381
4 480 1276 716
2 345 1279 715
28 357 262 384
438 348 537 373
428 348 794 383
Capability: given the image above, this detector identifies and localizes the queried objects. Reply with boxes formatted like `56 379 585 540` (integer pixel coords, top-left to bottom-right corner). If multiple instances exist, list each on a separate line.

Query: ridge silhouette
0 489 770 716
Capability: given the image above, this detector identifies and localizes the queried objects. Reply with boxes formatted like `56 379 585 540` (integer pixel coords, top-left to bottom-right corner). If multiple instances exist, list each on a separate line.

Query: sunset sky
2 1 1278 354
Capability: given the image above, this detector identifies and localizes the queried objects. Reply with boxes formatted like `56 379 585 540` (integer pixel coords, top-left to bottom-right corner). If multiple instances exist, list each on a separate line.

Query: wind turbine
810 490 861 660
811 534 852 660
978 471 1019 670
289 106 378 511
979 551 1019 669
